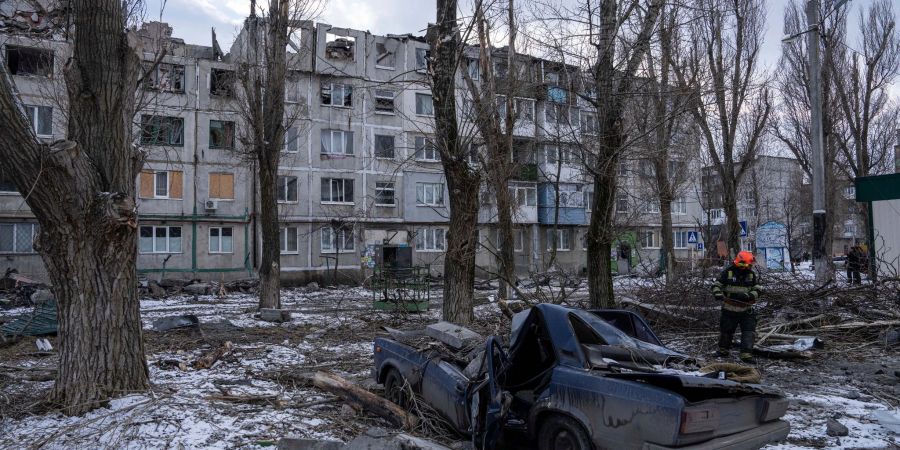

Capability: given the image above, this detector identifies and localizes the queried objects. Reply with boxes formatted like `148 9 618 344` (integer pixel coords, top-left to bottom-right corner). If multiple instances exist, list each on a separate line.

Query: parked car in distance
373 304 790 449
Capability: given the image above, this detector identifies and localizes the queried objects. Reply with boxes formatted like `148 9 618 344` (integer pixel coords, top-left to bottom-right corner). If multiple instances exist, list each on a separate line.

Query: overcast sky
144 0 897 96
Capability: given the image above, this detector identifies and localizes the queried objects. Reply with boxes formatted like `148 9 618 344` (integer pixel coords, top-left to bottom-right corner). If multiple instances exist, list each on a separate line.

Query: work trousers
847 268 862 285
718 308 757 353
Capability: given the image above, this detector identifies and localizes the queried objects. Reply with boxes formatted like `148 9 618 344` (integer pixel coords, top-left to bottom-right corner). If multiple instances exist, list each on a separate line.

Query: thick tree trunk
432 0 478 325
587 161 618 308
257 158 281 309
0 0 150 414
443 187 479 325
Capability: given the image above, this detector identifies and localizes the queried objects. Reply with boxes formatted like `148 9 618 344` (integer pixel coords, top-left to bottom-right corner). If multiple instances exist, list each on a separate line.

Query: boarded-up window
209 173 234 199
139 170 182 199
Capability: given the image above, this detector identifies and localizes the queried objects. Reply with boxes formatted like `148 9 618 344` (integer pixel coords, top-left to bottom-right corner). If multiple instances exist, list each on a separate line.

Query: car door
470 337 511 449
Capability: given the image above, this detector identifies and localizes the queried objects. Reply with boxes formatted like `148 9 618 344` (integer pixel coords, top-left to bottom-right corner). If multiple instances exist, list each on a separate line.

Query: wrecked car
373 304 789 449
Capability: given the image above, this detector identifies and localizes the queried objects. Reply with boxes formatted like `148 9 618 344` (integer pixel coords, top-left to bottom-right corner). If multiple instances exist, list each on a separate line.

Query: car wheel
383 368 409 407
538 415 593 450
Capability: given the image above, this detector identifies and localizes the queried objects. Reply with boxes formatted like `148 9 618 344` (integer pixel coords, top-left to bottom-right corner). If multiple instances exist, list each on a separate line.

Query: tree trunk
0 0 150 414
257 157 281 309
587 160 618 308
722 182 742 256
432 0 479 325
659 195 676 281
494 183 516 300
443 184 479 325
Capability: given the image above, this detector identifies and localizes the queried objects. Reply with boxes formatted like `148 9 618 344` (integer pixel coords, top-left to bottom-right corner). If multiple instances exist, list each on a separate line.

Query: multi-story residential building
0 5 706 283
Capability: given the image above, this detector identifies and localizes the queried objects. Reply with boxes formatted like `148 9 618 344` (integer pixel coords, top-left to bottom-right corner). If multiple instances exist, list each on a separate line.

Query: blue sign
739 221 748 237
687 231 699 244
697 242 705 250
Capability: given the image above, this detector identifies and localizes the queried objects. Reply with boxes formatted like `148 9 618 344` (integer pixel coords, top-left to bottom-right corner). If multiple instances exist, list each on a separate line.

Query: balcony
537 183 586 225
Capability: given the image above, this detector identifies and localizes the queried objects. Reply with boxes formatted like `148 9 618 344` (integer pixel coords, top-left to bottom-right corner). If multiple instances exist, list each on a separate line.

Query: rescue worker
712 251 761 363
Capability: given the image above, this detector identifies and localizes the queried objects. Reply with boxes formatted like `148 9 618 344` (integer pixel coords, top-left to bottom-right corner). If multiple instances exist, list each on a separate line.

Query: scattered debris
193 341 233 369
825 417 850 437
151 314 199 332
699 362 761 384
312 371 418 430
0 298 57 337
423 321 482 350
35 338 52 352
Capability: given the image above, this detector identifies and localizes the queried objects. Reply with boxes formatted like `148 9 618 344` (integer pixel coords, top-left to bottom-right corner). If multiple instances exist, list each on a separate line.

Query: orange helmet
734 251 755 268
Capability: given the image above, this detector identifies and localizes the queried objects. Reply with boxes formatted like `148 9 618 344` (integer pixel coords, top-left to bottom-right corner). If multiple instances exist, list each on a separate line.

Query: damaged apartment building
0 3 708 284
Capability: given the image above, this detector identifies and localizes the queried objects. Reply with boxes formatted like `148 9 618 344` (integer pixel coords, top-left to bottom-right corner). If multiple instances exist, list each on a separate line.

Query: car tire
383 367 409 408
538 414 593 450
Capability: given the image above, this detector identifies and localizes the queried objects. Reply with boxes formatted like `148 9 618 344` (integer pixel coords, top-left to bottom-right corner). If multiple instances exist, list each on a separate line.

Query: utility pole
806 0 829 283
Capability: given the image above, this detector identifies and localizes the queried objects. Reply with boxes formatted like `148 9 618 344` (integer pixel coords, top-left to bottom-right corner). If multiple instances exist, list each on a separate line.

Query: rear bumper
643 420 790 450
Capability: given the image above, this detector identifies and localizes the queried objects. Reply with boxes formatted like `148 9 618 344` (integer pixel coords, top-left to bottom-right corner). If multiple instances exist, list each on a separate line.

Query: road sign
739 220 748 237
697 242 705 250
687 231 699 244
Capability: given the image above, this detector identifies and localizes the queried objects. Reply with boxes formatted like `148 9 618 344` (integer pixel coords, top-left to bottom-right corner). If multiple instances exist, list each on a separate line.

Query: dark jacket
847 248 864 271
712 265 761 312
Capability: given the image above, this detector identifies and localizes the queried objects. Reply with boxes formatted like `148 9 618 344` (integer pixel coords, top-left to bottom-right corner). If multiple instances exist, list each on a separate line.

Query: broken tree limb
618 298 702 321
206 394 283 406
759 314 832 332
193 341 233 369
312 371 417 430
815 320 900 331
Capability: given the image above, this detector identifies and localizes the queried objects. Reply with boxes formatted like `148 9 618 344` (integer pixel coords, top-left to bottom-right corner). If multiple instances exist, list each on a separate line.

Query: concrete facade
1 4 710 283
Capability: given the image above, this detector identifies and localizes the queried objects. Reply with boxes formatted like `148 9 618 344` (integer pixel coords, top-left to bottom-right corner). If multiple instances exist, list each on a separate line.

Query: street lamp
781 0 850 283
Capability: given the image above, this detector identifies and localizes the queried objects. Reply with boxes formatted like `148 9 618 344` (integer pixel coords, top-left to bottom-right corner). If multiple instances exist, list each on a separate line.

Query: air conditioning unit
204 200 219 211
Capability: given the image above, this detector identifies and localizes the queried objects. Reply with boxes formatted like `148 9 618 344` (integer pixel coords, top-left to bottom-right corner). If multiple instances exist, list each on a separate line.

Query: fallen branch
312 370 417 430
193 341 233 369
206 394 283 406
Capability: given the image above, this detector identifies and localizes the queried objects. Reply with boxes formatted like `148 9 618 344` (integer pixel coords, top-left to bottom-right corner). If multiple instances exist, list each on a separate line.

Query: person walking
846 246 863 285
712 251 761 363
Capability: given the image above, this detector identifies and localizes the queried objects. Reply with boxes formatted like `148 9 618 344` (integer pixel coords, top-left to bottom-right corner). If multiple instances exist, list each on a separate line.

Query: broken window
374 135 395 159
139 226 182 254
277 176 299 202
374 89 395 113
321 226 354 253
515 98 535 122
209 120 235 149
375 181 396 205
285 71 301 103
467 58 480 80
415 93 433 116
415 227 445 251
24 105 52 136
283 127 300 153
0 223 37 254
143 62 185 92
140 115 184 146
321 82 352 107
209 227 233 253
415 48 429 72
210 68 235 97
321 129 353 155
280 226 298 253
325 32 355 60
321 178 354 203
208 173 234 200
5 46 53 77
139 170 183 199
415 136 439 161
375 40 397 68
581 111 597 134
494 61 508 79
0 166 16 192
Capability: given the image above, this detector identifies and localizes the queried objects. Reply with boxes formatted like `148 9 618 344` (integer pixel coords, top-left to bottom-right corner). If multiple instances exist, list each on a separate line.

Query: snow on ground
1 285 898 449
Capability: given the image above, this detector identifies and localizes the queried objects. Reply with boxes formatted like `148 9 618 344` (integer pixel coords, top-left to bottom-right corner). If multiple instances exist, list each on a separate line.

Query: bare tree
429 0 481 324
673 0 771 258
0 0 149 413
632 3 694 282
827 0 900 280
236 0 320 309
